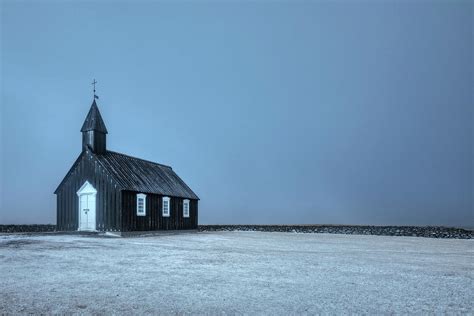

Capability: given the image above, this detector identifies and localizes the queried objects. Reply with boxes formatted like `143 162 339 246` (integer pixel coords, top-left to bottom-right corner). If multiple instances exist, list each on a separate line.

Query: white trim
162 196 170 217
77 181 97 231
76 181 97 196
136 193 147 216
183 199 190 218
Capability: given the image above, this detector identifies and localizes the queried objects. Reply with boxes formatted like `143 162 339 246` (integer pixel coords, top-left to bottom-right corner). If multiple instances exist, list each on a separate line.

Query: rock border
1 224 472 239
0 225 56 233
198 225 473 239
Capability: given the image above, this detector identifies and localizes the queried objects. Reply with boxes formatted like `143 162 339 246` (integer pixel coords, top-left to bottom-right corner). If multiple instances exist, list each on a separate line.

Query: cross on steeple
92 79 99 99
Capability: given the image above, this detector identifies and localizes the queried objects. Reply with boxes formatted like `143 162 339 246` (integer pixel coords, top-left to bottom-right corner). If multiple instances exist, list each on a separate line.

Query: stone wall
0 225 56 233
199 225 473 239
1 224 472 238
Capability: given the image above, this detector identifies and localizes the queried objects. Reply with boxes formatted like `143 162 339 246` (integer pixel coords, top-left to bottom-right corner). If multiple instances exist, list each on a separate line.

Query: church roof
80 100 108 133
54 148 199 200
94 150 199 199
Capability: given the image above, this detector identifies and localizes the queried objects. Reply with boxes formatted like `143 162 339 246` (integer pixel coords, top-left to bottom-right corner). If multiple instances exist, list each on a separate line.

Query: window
183 199 190 218
136 193 146 216
162 196 170 217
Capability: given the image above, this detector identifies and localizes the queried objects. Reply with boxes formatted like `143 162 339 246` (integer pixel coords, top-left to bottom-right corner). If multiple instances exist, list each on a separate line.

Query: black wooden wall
82 130 106 154
56 152 122 231
121 190 198 231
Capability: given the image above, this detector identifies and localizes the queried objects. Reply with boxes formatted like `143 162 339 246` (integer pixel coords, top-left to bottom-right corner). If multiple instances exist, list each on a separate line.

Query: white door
79 194 96 231
77 181 97 231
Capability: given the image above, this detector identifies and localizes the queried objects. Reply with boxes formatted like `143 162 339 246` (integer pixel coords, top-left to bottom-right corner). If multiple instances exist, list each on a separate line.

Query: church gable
54 151 86 194
54 149 120 194
55 148 122 231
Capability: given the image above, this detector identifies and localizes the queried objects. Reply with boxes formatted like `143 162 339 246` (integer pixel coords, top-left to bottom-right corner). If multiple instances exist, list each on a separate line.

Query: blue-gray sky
1 1 472 226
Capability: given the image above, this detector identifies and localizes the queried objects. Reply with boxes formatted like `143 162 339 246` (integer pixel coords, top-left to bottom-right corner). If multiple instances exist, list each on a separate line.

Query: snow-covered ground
0 231 472 314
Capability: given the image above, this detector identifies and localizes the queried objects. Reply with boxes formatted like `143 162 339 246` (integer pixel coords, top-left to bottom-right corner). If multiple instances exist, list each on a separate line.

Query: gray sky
1 1 472 226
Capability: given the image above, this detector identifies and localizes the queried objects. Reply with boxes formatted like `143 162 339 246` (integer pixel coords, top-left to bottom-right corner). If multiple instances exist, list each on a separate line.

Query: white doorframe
76 181 97 231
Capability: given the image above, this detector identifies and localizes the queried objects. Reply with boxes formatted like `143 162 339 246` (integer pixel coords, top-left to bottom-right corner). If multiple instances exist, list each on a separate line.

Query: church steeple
81 99 108 154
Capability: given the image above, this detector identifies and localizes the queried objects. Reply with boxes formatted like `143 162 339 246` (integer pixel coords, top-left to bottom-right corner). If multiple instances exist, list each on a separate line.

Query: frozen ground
0 232 472 314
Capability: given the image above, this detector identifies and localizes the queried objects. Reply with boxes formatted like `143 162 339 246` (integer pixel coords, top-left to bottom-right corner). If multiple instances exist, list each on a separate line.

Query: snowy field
1 231 472 314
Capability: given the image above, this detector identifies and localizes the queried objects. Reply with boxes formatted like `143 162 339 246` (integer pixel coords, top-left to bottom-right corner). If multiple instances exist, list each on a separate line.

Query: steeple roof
80 99 108 134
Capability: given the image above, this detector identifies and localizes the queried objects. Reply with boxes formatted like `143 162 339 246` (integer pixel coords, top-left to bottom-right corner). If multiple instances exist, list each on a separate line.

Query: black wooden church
55 97 199 233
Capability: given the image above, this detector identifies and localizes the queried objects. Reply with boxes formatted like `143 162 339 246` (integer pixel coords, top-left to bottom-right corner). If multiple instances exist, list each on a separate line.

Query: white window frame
136 193 146 216
162 196 170 217
183 199 190 218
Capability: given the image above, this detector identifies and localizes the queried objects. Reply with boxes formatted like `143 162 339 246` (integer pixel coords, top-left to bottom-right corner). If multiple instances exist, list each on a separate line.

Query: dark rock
197 225 473 239
2 224 471 239
0 225 56 233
